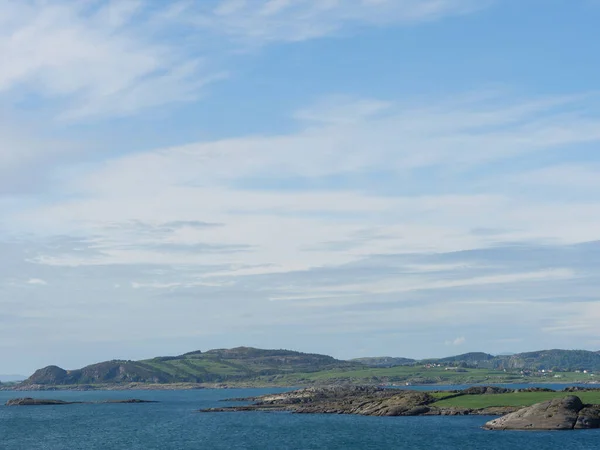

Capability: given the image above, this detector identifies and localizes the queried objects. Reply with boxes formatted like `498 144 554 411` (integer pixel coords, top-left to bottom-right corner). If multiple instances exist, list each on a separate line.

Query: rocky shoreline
5 381 599 392
199 385 600 430
2 382 208 391
200 385 520 416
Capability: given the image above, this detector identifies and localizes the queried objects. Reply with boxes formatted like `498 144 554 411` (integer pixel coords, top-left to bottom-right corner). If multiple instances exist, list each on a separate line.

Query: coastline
3 379 598 392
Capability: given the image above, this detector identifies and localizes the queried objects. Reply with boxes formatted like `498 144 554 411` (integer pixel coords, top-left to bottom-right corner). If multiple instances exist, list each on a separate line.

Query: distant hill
350 357 415 368
425 349 600 371
495 350 600 371
23 347 360 386
21 347 600 387
436 352 496 364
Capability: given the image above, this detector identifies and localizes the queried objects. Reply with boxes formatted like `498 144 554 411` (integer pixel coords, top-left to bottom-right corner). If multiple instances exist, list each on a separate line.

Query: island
199 385 600 430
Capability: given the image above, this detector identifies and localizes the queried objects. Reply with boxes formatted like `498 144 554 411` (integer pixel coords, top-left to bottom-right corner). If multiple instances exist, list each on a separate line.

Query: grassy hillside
432 391 600 408
24 347 360 385
351 357 415 367
250 365 598 387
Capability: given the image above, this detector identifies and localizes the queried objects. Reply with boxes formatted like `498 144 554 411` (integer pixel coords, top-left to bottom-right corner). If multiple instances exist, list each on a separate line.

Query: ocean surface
1 384 599 449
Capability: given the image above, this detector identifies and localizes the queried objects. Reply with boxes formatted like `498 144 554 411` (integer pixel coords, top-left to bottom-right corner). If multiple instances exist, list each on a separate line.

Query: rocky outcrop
5 397 156 406
201 386 435 415
461 386 512 395
104 399 158 404
563 386 600 393
483 396 600 430
199 385 523 416
6 398 78 406
575 406 600 429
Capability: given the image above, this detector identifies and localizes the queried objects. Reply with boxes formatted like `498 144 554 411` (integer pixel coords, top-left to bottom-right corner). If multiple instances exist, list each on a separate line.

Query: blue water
1 386 599 449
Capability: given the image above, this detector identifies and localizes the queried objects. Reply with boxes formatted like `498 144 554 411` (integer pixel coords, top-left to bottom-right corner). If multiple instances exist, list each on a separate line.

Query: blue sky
2 0 600 375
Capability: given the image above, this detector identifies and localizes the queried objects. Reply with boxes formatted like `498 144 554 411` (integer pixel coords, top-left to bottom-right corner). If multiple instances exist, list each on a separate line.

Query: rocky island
200 385 600 430
5 397 157 406
483 396 600 430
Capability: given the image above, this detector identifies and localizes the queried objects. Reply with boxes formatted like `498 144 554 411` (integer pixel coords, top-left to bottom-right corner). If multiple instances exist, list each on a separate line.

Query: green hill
350 357 416 368
419 350 600 372
24 347 359 385
496 350 600 371
436 352 496 365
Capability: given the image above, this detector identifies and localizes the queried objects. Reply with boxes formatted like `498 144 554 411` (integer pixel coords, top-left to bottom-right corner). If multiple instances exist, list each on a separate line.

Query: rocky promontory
199 385 518 416
483 396 600 430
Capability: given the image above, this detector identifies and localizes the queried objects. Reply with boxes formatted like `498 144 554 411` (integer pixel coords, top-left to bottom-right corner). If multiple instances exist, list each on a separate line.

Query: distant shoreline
3 380 599 392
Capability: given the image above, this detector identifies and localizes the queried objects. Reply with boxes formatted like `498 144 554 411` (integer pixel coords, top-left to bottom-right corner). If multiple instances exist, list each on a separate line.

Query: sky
1 0 600 375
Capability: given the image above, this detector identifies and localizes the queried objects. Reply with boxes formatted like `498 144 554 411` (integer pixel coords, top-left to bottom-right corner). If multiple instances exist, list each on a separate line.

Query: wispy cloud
11 92 600 248
0 0 490 120
186 0 489 44
0 1 223 119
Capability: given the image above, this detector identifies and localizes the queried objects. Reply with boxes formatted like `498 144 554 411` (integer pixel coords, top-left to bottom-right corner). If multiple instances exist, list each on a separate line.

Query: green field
253 365 596 387
432 391 600 408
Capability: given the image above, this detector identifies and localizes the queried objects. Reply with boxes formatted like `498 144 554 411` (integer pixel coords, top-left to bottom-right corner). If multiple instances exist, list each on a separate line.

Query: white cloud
188 0 489 44
446 337 466 346
27 278 47 286
541 302 600 337
0 0 489 121
0 1 222 119
10 92 600 253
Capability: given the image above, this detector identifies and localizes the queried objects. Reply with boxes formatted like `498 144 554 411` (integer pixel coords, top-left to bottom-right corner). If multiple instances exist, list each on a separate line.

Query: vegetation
350 357 415 367
23 347 360 385
432 391 600 409
431 350 600 372
253 365 596 387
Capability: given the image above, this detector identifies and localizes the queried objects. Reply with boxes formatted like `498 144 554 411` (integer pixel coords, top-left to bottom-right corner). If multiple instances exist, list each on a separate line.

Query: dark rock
437 407 472 416
5 397 156 406
462 386 512 395
563 386 600 393
6 398 78 406
516 387 555 393
404 405 431 416
103 399 158 404
574 406 600 429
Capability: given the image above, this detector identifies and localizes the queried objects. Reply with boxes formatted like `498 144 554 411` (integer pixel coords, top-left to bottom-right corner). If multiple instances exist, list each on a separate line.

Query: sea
1 384 599 449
